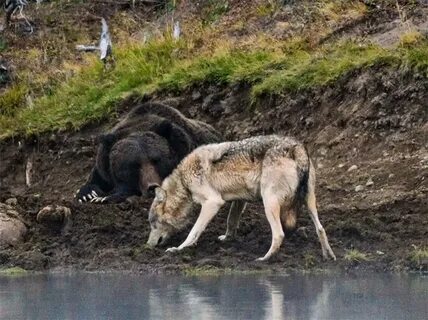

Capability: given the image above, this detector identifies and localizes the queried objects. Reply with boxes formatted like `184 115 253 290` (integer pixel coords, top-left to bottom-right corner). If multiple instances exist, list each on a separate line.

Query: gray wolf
75 101 221 204
146 135 336 261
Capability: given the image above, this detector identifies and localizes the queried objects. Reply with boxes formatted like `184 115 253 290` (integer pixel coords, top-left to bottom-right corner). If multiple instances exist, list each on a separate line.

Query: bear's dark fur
75 101 221 203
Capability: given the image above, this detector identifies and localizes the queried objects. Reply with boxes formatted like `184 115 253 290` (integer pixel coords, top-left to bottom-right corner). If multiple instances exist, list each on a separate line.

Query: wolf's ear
154 187 166 202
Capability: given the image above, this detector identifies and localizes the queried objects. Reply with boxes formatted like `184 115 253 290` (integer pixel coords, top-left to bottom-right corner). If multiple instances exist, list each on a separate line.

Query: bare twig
172 20 180 41
75 45 99 52
25 156 33 187
76 18 113 65
99 18 112 61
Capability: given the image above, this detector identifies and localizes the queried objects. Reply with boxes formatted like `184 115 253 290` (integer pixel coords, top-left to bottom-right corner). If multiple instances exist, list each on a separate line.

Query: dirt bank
0 65 427 274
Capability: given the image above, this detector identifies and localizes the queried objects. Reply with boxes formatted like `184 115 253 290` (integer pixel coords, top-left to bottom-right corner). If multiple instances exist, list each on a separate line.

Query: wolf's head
146 179 192 247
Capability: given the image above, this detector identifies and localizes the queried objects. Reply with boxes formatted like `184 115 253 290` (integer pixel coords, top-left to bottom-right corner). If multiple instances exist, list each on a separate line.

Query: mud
0 65 427 274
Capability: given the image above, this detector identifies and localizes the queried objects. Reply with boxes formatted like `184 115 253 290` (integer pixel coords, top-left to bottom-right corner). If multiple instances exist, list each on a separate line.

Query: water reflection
0 273 427 320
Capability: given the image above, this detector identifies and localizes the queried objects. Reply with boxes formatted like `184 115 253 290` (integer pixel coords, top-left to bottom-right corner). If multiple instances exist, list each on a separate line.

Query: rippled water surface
0 273 427 319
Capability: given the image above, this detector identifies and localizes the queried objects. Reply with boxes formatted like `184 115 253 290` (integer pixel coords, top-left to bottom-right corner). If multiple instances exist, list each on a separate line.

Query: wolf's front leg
166 198 224 253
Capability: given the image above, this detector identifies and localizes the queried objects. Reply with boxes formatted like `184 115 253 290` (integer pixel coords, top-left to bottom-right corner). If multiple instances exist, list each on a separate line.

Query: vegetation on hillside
0 0 426 138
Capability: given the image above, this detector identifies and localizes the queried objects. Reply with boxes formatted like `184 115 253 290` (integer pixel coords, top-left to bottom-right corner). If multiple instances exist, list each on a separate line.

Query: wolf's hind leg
281 206 297 236
166 198 225 253
218 200 247 241
257 195 284 261
307 187 336 260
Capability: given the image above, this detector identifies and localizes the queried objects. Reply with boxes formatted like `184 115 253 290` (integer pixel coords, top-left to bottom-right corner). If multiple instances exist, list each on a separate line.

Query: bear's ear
147 183 160 198
96 133 116 146
153 120 173 138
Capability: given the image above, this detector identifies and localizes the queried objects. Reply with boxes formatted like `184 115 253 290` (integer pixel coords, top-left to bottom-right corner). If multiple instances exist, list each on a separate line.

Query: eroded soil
0 66 427 274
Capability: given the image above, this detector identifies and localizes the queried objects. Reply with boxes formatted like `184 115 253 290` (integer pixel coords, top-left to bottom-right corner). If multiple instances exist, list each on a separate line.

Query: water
0 273 427 320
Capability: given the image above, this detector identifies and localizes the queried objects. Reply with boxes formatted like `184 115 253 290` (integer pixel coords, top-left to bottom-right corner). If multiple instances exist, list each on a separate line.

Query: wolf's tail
281 144 311 232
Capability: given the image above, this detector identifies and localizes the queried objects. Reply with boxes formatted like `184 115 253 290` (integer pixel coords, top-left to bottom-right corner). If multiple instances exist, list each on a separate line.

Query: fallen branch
76 18 113 64
75 45 99 52
25 156 33 187
1 0 33 33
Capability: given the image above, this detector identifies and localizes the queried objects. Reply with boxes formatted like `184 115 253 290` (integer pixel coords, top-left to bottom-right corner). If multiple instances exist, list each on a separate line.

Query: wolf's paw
255 255 271 262
166 247 181 253
323 249 337 261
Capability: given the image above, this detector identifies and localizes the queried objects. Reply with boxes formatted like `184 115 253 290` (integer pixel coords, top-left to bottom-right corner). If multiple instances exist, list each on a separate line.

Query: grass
0 84 27 116
157 50 277 92
409 246 428 267
344 249 370 263
399 30 424 48
0 37 185 138
1 36 427 139
182 266 273 276
201 0 230 26
251 41 397 97
0 267 28 276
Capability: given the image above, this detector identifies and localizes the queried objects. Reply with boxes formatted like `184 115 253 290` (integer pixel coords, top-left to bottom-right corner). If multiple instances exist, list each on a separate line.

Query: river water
0 272 426 320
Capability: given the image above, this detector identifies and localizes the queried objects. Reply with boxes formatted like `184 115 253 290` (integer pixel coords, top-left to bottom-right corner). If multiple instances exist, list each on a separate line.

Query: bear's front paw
75 185 104 203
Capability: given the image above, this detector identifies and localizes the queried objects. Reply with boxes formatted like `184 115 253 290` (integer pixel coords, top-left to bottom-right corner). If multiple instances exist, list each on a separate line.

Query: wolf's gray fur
147 135 336 261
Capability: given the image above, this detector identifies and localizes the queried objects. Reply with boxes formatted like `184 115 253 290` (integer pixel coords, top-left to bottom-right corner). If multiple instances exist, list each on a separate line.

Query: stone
37 205 71 231
0 203 27 245
355 185 364 192
348 165 358 172
202 94 215 111
191 90 202 101
5 198 17 206
366 178 374 186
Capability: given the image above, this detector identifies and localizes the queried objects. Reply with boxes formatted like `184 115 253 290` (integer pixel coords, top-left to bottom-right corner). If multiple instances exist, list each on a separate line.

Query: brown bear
75 101 221 204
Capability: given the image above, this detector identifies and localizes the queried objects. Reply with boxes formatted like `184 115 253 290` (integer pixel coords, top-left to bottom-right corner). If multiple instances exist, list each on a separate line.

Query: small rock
192 90 202 101
355 185 364 192
338 163 345 168
0 203 27 245
5 198 17 206
366 178 374 187
388 173 395 179
37 205 72 231
376 251 385 255
78 146 93 157
202 94 215 110
317 162 324 169
348 165 358 172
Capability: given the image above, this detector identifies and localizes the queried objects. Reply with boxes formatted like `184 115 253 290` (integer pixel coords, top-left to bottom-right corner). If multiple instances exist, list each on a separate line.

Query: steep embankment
1 64 427 273
0 1 427 273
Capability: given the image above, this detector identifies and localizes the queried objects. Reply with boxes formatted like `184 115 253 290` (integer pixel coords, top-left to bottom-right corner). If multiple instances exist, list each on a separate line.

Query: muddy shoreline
1 66 427 274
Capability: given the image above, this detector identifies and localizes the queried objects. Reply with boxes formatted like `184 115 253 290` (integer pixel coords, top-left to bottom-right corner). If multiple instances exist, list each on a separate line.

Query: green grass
201 0 230 26
182 266 273 276
0 267 28 276
0 38 427 139
344 249 370 263
0 84 27 116
157 50 276 91
409 246 428 267
0 38 184 138
251 41 398 97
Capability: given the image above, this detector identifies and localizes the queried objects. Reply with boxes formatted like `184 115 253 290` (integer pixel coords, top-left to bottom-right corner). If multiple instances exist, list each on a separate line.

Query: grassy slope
0 1 427 139
1 38 426 138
